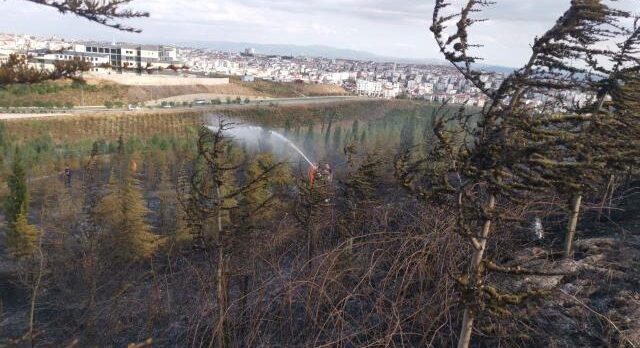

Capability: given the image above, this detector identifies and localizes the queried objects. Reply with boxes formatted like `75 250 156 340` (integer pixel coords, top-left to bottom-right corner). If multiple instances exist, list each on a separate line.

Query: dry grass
0 78 350 107
3 99 417 144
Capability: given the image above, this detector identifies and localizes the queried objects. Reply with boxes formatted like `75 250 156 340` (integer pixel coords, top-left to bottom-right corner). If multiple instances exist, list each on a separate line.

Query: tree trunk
346 237 354 256
216 250 229 348
239 274 250 344
85 249 98 340
324 117 334 149
307 226 315 263
457 194 496 348
608 176 616 220
596 175 614 222
215 185 229 348
564 194 583 259
28 243 44 347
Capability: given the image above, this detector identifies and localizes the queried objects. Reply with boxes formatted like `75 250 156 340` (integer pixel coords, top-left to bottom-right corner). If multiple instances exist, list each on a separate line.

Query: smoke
205 116 314 167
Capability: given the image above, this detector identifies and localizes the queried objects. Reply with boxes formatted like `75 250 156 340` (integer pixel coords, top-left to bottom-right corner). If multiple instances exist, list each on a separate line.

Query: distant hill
179 40 516 74
178 40 446 65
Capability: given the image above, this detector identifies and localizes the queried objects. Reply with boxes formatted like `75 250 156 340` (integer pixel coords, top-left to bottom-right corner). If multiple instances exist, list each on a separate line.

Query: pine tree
350 119 360 141
238 153 291 228
324 111 339 150
118 177 157 260
185 121 286 347
116 135 125 156
284 118 293 135
303 122 315 158
7 213 40 257
5 148 27 226
332 126 343 153
5 148 39 256
339 146 382 249
156 165 177 235
398 115 417 156
98 171 157 263
424 1 640 346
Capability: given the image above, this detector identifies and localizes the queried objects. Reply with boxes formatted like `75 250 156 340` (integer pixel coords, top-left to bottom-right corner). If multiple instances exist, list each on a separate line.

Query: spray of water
268 130 314 167
206 125 315 167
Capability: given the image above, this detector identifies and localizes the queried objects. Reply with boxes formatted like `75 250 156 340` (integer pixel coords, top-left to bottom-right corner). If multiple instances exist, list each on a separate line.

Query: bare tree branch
25 0 149 32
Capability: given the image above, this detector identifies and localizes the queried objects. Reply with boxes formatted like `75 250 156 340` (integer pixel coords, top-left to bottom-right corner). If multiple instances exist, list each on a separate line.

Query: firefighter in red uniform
308 164 318 188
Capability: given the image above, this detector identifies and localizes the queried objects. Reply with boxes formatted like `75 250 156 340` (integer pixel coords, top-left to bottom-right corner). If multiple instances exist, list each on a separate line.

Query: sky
0 0 636 67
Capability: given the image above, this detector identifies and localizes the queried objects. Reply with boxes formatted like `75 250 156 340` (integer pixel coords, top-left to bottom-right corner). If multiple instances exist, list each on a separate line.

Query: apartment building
356 79 382 97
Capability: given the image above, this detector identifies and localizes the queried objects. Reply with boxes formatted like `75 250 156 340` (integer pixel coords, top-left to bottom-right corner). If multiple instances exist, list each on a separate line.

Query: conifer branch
25 0 148 32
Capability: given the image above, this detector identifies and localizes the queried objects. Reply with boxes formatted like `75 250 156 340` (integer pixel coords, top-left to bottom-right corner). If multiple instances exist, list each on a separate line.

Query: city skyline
0 0 581 67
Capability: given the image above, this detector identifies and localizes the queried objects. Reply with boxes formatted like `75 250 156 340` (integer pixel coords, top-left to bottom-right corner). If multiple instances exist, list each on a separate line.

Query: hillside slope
0 79 349 108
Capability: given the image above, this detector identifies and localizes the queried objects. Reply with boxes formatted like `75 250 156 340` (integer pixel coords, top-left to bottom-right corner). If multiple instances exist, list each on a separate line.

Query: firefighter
64 165 72 188
321 163 333 183
308 164 318 188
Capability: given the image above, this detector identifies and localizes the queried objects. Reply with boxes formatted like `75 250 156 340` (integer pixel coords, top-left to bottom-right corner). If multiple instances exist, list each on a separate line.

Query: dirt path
0 96 369 120
147 93 271 106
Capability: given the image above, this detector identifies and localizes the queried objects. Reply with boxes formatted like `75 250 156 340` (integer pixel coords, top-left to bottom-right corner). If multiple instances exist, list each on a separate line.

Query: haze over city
0 0 576 67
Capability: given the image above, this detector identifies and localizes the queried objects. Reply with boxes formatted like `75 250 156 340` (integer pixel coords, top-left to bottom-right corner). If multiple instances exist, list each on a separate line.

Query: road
0 96 371 120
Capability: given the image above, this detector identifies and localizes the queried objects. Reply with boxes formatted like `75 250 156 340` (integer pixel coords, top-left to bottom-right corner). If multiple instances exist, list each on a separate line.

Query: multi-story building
73 42 179 69
382 82 401 99
159 46 178 63
356 80 382 97
32 50 110 72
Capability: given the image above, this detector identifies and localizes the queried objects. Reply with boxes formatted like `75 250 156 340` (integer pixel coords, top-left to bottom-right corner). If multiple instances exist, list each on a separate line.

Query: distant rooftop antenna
112 36 116 45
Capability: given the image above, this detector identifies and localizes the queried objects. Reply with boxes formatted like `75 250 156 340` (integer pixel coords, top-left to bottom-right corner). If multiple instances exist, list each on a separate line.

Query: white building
32 50 110 72
327 71 350 84
159 46 178 63
382 82 401 99
356 79 382 97
73 42 180 69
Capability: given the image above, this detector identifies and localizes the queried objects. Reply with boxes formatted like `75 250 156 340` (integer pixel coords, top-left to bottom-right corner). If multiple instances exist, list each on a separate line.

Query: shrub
105 101 114 109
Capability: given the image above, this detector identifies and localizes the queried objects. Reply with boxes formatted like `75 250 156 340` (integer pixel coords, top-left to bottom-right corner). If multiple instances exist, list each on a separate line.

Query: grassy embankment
0 77 349 108
4 99 417 145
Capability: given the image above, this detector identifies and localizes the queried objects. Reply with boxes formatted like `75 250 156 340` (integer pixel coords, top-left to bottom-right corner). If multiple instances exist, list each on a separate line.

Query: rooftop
81 41 172 51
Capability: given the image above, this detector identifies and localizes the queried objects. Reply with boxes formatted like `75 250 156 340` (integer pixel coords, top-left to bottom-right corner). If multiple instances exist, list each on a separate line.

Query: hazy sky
0 0 635 67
